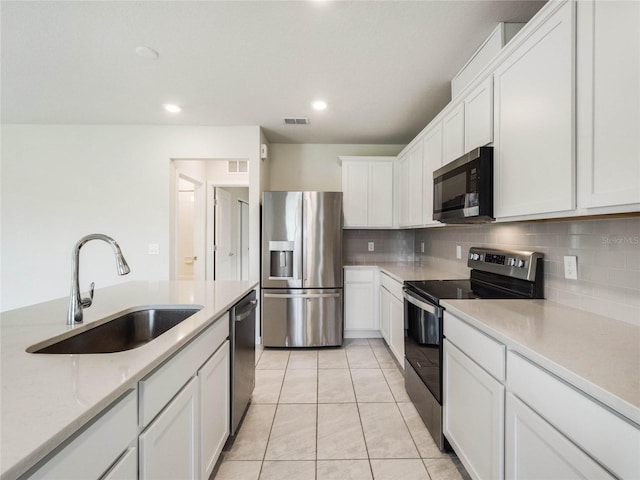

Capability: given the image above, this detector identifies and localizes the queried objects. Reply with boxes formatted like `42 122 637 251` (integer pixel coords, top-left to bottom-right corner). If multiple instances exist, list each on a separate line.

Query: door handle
263 292 341 299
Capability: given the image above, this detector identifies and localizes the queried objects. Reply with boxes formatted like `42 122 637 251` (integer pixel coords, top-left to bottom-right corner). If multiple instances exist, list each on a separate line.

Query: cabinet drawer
444 312 505 381
508 351 640 480
380 272 403 300
139 313 229 427
27 389 137 480
344 268 375 283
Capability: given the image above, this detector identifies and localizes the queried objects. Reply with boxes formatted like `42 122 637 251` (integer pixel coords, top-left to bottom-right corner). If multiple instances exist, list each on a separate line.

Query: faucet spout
67 234 131 325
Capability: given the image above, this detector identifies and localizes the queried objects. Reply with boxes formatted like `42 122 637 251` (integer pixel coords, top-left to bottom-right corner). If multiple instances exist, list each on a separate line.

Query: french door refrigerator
261 191 343 347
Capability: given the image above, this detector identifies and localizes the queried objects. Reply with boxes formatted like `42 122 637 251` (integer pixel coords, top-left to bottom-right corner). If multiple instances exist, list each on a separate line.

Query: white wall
267 143 404 191
0 124 262 311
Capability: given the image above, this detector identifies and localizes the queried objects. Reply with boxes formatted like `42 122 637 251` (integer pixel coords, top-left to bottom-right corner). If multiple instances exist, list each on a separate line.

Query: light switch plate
564 255 578 280
368 242 375 252
456 245 462 259
148 243 160 255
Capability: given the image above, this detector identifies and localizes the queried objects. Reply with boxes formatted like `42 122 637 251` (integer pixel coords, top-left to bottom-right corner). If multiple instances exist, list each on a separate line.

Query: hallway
214 339 468 480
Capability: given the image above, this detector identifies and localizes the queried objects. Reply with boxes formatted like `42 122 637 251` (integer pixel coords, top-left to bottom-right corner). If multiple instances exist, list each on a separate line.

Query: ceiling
1 0 546 144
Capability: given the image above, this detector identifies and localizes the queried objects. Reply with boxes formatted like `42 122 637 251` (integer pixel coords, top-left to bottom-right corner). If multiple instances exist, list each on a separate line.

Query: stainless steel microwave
433 146 493 224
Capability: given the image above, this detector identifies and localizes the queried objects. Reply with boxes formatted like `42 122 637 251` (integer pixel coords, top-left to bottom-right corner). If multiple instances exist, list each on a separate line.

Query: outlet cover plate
564 255 578 280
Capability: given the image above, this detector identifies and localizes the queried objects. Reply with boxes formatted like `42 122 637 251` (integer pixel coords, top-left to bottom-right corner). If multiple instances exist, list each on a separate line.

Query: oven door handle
403 288 443 316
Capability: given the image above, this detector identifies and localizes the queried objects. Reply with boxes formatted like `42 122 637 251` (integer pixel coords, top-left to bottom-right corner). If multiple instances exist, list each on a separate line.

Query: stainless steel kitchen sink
27 306 203 354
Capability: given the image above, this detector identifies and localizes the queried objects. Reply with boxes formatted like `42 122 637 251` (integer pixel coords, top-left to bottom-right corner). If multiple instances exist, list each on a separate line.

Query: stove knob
471 253 480 261
517 259 525 268
507 258 515 266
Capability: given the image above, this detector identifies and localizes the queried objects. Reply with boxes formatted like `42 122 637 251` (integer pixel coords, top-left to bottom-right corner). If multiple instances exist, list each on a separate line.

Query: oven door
403 288 443 404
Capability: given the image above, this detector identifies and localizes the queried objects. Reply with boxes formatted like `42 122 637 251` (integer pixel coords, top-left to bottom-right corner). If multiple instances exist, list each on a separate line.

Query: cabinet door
397 153 410 227
494 1 575 218
464 76 494 151
442 102 465 164
505 393 614 480
389 295 404 367
577 0 640 209
443 339 504 480
407 142 424 226
344 282 376 331
342 161 369 227
199 341 230 480
379 286 391 344
139 378 198 480
368 161 394 227
422 122 444 225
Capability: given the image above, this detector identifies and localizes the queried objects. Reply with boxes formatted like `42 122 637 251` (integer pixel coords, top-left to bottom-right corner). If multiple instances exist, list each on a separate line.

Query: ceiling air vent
283 117 310 125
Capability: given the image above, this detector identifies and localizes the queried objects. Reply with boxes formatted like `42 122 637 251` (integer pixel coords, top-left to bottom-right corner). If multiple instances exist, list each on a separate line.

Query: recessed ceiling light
312 100 328 111
163 104 181 113
135 46 160 60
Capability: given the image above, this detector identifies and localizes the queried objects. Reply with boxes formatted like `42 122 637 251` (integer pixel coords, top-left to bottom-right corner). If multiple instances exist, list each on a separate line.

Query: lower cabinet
379 272 404 366
344 267 379 337
199 341 230 480
443 339 504 480
505 393 613 479
139 378 199 480
379 285 391 344
102 447 138 480
389 294 404 367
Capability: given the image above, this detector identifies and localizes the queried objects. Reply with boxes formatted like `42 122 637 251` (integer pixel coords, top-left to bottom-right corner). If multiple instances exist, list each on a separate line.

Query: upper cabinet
442 102 466 164
341 156 394 228
493 0 575 219
422 121 444 226
464 77 494 152
577 0 640 212
398 142 424 228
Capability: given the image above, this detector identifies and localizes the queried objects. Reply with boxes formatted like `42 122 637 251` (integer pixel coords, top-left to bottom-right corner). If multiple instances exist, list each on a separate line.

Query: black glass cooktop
405 278 527 305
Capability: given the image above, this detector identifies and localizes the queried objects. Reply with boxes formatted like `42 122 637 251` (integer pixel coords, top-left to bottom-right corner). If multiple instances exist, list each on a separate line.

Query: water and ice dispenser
269 241 294 279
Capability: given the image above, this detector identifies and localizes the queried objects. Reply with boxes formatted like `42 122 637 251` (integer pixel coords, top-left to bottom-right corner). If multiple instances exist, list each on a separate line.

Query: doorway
175 174 205 281
213 186 249 280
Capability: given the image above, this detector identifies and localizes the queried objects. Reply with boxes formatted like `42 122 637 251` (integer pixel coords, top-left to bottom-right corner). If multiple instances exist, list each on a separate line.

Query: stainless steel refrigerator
261 191 343 347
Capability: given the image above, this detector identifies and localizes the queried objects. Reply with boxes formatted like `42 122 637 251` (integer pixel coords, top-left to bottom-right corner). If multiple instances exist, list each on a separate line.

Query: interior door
214 187 234 280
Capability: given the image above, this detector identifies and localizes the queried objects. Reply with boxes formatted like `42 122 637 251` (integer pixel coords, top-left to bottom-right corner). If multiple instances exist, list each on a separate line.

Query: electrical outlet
148 243 160 255
564 255 578 280
456 245 462 259
420 242 425 253
368 241 375 252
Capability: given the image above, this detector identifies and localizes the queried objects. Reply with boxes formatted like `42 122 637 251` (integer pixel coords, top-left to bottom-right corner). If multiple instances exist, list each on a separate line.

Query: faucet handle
81 282 95 308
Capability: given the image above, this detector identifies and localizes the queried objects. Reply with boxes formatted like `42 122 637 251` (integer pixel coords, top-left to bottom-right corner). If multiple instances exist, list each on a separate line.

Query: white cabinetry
398 142 424 228
139 378 198 480
442 102 465 164
422 122 443 226
443 314 505 480
25 390 137 480
505 393 613 480
464 76 493 151
344 268 380 337
379 272 404 366
199 341 230 480
493 0 575 218
139 313 231 480
341 157 394 228
577 0 640 211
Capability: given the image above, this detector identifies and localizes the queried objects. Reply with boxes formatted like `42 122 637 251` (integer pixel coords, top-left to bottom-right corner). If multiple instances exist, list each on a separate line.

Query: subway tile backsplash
344 216 640 325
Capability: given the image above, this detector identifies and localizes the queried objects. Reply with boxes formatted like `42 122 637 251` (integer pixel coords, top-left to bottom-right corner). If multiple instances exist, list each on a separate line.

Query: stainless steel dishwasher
229 290 257 437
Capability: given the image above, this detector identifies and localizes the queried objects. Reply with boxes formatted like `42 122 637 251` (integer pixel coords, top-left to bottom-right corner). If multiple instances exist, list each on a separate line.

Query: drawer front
508 351 640 480
139 313 229 427
101 447 137 480
344 267 376 283
28 389 137 480
444 312 505 381
380 272 403 300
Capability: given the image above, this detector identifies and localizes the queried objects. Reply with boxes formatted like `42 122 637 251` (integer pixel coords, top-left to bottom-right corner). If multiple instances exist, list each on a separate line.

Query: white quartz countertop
441 299 640 425
344 261 462 283
0 280 258 480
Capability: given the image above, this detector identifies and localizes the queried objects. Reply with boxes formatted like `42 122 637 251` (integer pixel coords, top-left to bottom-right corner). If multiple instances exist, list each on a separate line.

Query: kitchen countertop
0 280 258 480
442 299 640 425
344 261 463 283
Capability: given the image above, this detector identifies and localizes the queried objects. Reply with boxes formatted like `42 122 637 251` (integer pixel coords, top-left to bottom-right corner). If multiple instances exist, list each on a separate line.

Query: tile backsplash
344 216 640 325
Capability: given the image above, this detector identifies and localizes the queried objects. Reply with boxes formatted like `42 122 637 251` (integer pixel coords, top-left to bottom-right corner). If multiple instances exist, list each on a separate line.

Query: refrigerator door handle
263 292 341 299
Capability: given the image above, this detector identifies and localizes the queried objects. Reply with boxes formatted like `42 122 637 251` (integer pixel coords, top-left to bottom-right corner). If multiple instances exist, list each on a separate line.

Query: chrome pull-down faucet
67 234 131 325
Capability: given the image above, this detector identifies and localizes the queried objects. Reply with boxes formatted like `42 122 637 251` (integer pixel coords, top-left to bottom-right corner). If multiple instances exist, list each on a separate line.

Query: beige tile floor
213 339 470 480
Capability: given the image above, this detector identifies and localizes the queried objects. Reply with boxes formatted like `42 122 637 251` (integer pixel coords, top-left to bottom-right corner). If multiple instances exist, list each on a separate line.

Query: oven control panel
467 247 543 282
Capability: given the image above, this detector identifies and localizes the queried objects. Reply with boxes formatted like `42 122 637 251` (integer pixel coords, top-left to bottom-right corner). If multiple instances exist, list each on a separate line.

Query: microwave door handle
402 289 443 316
